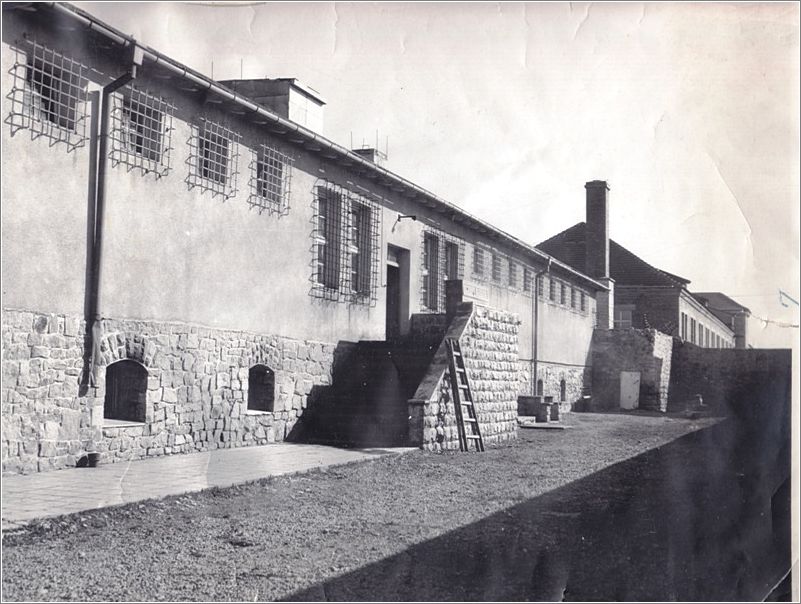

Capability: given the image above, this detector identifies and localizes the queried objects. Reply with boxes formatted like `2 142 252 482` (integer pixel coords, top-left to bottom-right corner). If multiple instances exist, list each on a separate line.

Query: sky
75 1 801 348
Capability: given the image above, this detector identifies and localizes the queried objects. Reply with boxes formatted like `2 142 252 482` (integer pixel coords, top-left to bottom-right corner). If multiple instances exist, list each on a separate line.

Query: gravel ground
1 413 722 601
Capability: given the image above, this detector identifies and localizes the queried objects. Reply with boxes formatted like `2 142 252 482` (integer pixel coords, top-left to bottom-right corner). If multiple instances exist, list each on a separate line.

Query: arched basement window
248 365 275 412
536 379 544 397
104 360 147 422
560 379 567 403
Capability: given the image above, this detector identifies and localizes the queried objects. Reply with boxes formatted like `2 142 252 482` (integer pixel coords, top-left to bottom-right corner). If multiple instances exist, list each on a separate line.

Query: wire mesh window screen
186 118 240 199
249 143 293 215
311 182 379 305
5 40 89 150
109 86 174 177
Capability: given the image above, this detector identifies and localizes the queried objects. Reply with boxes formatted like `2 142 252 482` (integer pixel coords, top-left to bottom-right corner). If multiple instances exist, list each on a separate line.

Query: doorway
386 245 409 339
620 371 641 410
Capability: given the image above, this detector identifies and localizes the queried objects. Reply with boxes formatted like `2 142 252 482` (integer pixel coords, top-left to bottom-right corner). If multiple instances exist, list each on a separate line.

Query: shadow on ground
283 413 791 602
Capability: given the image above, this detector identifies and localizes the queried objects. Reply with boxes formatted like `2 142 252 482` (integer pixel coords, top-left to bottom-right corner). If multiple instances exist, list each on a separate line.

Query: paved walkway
2 444 414 528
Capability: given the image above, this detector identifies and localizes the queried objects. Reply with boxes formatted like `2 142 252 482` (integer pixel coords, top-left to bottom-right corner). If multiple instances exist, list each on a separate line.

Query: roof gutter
47 1 607 292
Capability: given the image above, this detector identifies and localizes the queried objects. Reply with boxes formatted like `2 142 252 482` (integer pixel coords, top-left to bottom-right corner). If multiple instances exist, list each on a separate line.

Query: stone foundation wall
668 343 792 416
535 362 592 413
590 328 673 412
2 308 335 474
409 303 519 451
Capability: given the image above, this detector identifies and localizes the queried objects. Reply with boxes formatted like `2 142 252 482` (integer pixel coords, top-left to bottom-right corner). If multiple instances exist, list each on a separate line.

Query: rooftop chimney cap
585 180 610 189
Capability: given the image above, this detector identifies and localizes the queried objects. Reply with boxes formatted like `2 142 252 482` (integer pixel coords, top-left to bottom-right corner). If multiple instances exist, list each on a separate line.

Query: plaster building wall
677 293 735 348
2 5 605 472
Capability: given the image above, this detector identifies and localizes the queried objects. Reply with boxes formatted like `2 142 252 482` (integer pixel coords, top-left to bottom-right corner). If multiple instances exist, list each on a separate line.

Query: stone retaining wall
2 308 335 473
590 328 673 412
535 362 592 412
409 303 520 451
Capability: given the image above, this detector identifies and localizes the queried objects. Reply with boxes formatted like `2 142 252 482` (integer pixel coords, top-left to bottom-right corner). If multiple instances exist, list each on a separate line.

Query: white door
620 371 641 410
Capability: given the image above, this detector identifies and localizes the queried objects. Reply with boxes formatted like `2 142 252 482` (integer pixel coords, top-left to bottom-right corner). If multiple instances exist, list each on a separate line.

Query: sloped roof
8 1 607 292
536 223 691 287
693 292 751 324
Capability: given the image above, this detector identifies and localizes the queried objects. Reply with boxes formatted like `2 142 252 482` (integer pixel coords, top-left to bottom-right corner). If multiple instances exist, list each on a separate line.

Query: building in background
538 182 742 349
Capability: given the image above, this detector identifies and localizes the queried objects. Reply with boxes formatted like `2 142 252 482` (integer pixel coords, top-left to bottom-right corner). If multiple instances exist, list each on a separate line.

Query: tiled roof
536 223 691 287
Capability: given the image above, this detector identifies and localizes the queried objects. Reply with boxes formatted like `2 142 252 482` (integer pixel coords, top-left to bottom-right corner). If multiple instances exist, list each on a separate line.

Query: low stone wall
668 343 792 417
409 303 520 451
535 362 592 413
590 328 673 412
2 308 335 474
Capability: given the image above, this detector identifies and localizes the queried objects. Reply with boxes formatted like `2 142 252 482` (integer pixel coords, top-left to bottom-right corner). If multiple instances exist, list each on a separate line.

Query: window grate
5 40 89 151
109 85 175 177
248 143 294 216
420 228 464 312
508 260 518 289
523 267 532 292
310 181 380 306
491 252 502 283
186 118 241 199
472 246 486 280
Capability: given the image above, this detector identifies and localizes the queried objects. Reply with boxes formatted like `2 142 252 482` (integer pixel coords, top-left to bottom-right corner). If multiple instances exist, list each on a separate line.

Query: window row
680 313 732 348
421 229 465 312
311 183 381 306
104 360 276 424
7 41 294 214
545 275 588 313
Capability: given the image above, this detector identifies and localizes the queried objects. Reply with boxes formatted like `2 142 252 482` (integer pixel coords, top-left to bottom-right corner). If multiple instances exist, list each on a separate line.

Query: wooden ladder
445 338 485 452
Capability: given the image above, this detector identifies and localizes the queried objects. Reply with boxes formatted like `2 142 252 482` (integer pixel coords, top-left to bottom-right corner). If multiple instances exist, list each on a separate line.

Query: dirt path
2 413 743 601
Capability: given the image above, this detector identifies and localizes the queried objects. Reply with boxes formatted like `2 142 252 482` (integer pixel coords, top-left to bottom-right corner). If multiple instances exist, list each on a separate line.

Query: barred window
570 287 577 309
491 252 502 283
508 261 518 289
473 247 485 278
421 230 464 312
5 40 89 150
523 268 532 292
445 241 460 281
549 278 557 302
311 182 379 305
350 202 374 297
249 143 293 215
109 86 174 177
316 187 342 291
580 291 586 312
422 233 440 310
537 274 544 297
560 282 567 305
187 118 241 199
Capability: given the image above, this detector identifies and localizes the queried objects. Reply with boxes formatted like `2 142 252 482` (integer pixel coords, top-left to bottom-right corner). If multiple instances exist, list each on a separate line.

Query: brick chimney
585 180 610 280
218 78 326 135
585 180 614 329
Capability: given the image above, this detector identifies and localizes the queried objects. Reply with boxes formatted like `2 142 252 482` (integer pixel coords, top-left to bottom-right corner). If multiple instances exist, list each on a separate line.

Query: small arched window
536 379 544 397
104 360 147 423
560 379 567 403
248 364 275 412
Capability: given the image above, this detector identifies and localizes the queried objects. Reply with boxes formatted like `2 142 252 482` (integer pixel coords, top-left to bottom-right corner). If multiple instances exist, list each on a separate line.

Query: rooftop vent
351 147 387 167
218 78 325 135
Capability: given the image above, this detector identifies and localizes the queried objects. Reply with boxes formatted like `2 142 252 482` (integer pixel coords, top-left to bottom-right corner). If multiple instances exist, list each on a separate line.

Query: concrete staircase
294 336 440 447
